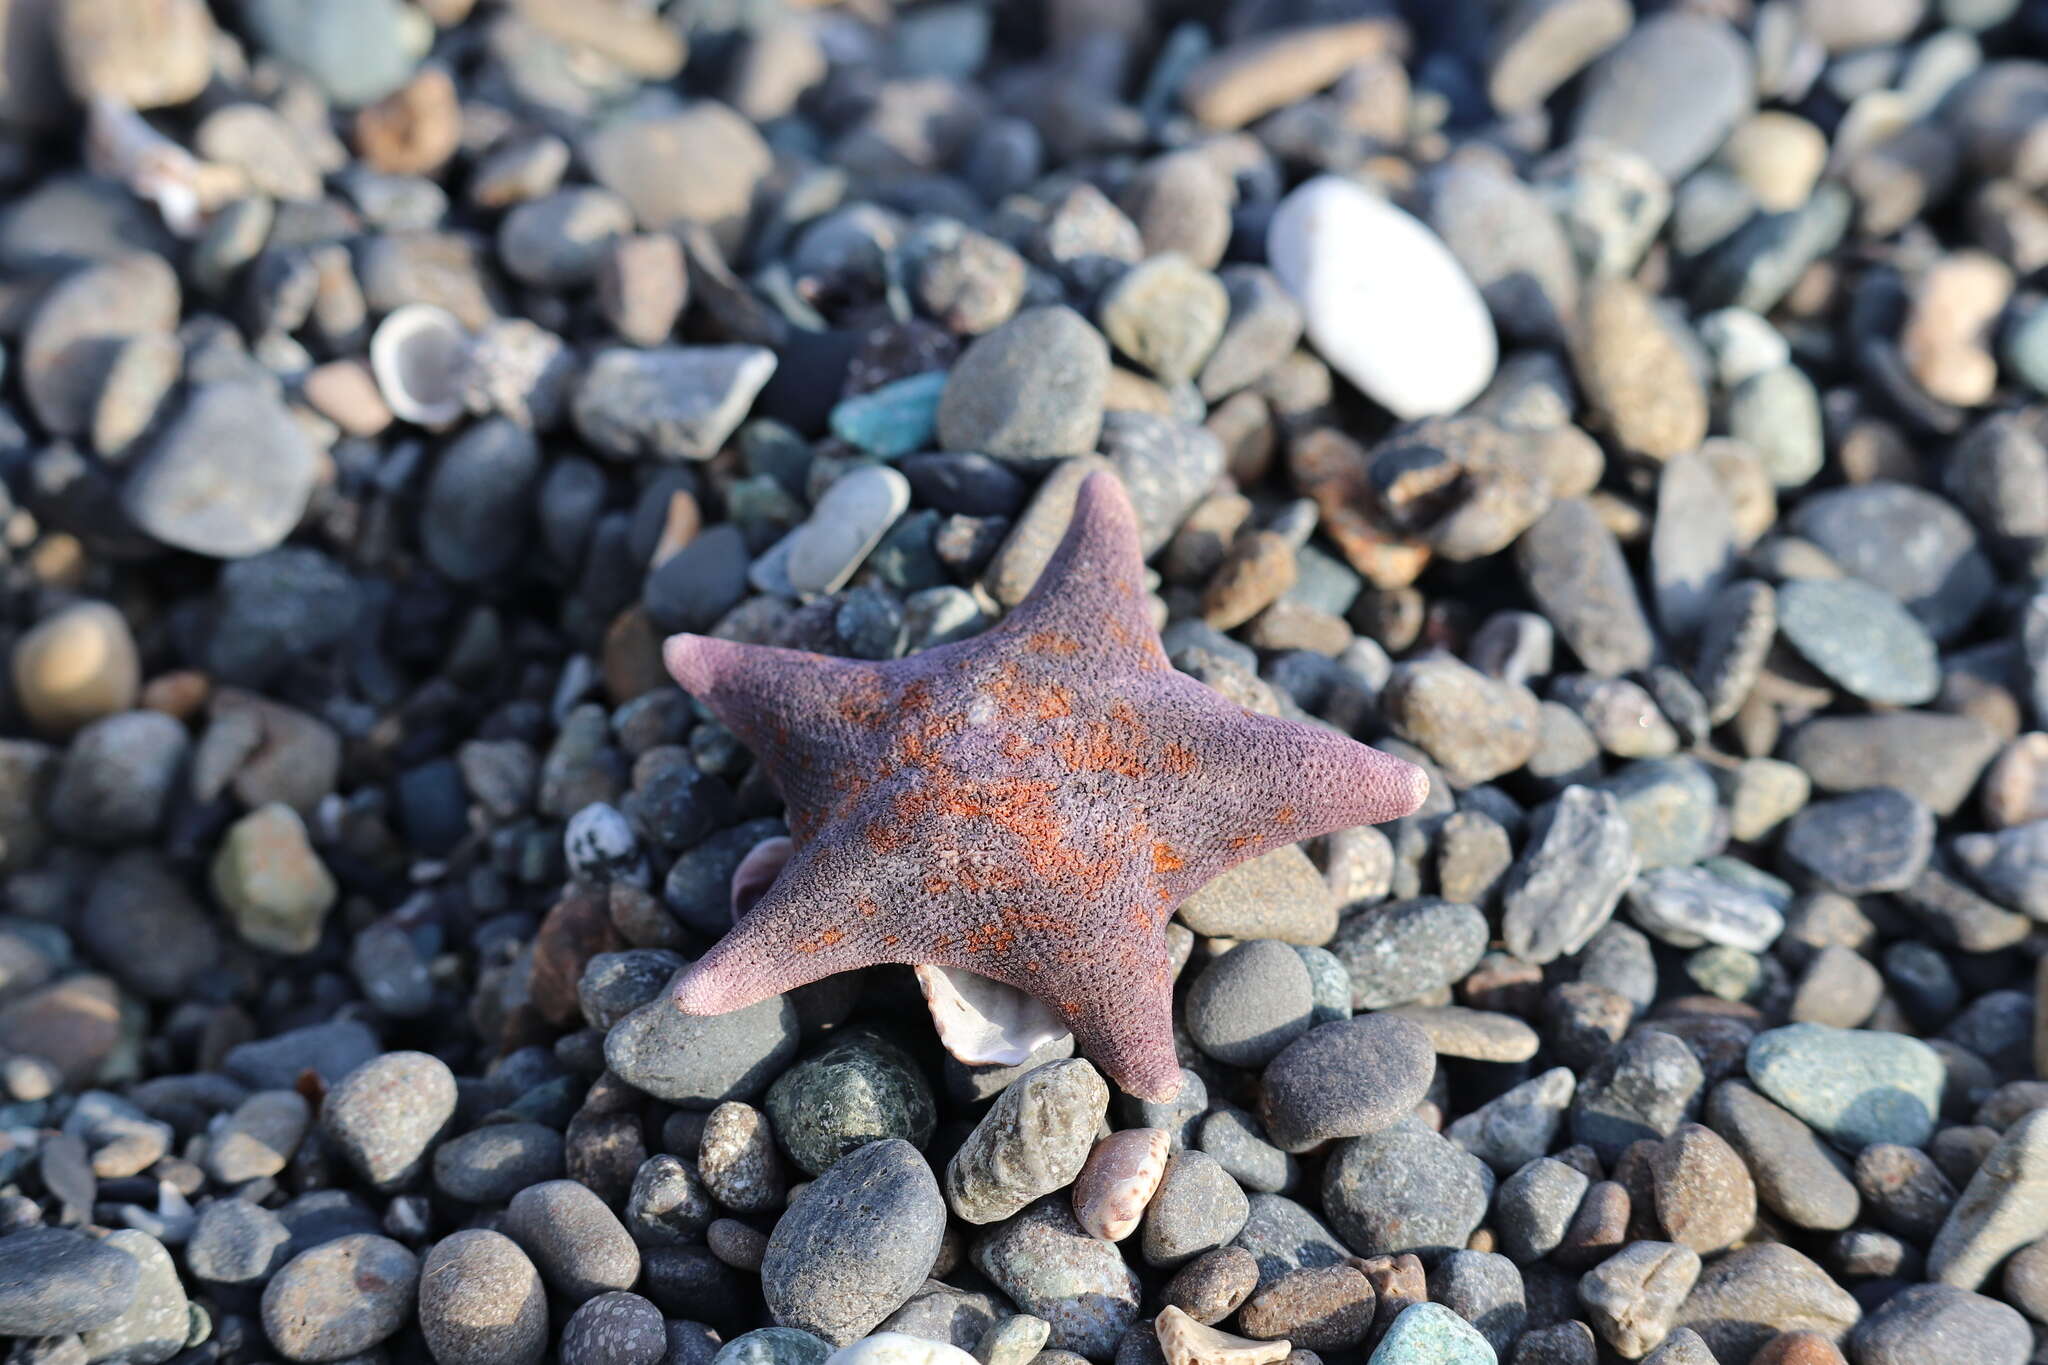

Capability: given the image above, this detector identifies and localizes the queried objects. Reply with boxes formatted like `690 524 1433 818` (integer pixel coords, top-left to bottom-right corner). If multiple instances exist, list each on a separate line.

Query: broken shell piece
823 1333 980 1365
914 963 1071 1067
730 835 794 922
1072 1127 1170 1241
1154 1307 1291 1365
86 95 246 237
370 303 471 426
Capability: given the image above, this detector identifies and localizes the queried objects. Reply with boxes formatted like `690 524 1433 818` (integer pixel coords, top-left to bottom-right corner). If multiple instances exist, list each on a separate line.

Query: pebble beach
6 2 2048 1365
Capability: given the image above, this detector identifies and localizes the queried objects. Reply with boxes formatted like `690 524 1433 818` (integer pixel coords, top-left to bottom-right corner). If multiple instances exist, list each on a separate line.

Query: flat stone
1746 1023 1945 1152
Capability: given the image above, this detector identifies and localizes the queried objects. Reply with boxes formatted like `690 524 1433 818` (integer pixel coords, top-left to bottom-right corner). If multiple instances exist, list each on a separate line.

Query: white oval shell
370 303 471 426
1071 1127 1170 1241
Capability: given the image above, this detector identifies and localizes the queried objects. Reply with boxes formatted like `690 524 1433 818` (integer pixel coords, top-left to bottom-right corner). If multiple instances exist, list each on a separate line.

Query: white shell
1071 1128 1170 1241
825 1334 981 1365
86 95 245 238
1154 1307 1291 1365
730 835 794 922
914 964 1070 1067
370 304 472 426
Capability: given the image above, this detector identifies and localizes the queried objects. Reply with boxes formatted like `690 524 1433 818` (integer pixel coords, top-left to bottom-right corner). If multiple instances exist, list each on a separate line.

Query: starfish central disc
663 471 1427 1101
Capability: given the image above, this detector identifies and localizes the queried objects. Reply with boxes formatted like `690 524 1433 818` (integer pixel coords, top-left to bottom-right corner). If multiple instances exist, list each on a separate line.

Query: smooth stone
605 971 799 1108
1787 481 1995 642
1849 1284 2029 1365
1186 941 1315 1070
936 306 1108 459
122 381 318 558
825 1334 979 1365
1776 578 1940 706
763 1139 945 1345
787 466 912 596
1446 1068 1576 1175
1501 786 1638 964
1175 845 1337 946
573 346 778 462
259 1234 419 1362
1929 1108 2048 1291
0 1227 140 1335
973 1198 1142 1360
416 1230 549 1365
1266 175 1496 421
78 1230 186 1365
504 1180 640 1305
947 1059 1108 1225
1098 254 1229 386
1706 1081 1860 1232
830 371 947 459
320 1051 457 1191
1672 1243 1859 1362
1626 867 1784 952
1329 894 1480 1005
1781 790 1934 896
1746 1023 1945 1152
10 601 140 736
1322 1118 1493 1260
1573 12 1755 180
1366 1302 1495 1364
1516 498 1655 676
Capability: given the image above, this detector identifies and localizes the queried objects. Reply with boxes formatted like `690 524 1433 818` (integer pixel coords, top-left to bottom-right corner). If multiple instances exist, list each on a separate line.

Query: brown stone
529 887 624 1027
1182 20 1409 131
354 67 461 177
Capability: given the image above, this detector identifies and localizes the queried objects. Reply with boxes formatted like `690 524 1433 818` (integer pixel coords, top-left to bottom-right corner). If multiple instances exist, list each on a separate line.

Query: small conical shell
914 964 1070 1067
1154 1307 1290 1365
370 303 471 426
1071 1127 1170 1241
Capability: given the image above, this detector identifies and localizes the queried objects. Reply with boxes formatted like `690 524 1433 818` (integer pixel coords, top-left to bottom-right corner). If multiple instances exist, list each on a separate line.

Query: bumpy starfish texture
664 471 1428 1101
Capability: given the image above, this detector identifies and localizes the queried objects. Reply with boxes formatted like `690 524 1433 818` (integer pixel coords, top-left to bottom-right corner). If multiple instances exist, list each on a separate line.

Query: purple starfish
663 471 1427 1101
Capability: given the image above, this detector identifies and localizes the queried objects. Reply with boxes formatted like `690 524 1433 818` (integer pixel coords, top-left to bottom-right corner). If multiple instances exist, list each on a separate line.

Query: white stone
1696 308 1791 389
915 965 1070 1066
1265 175 1497 421
564 801 648 887
825 1333 981 1365
787 465 912 596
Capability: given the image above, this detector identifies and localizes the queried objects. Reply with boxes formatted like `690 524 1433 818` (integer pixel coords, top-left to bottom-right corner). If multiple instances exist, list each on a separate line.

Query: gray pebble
762 1138 945 1345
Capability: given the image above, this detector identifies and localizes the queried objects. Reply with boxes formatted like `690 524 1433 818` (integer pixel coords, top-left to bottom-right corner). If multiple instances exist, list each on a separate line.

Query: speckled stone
1365 1302 1494 1364
1321 1118 1493 1261
766 1033 938 1178
947 1059 1109 1225
973 1198 1143 1358
1259 1016 1436 1154
761 1139 944 1345
417 1231 549 1365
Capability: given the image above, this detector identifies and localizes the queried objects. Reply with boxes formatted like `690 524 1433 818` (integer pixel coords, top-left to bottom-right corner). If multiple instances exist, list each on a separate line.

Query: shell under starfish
725 831 1073 1066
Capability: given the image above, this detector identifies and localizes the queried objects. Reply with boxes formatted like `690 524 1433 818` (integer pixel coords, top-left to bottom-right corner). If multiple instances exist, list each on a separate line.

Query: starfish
663 471 1428 1100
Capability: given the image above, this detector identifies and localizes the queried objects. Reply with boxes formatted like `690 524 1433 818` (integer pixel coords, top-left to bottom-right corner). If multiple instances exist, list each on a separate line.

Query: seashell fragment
914 963 1071 1067
730 834 794 922
1154 1307 1291 1365
1072 1127 1170 1241
86 95 247 237
370 303 472 426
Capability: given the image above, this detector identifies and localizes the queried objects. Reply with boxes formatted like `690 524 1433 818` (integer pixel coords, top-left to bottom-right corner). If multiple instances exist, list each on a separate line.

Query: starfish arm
662 634 901 836
995 470 1170 670
669 833 896 1011
1143 683 1430 889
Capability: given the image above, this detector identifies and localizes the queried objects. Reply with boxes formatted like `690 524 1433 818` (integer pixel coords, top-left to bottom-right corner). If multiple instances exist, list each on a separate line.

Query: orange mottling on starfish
660 471 1427 1102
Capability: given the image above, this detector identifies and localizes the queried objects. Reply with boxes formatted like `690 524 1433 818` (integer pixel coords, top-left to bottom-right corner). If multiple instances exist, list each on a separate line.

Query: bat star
663 470 1428 1101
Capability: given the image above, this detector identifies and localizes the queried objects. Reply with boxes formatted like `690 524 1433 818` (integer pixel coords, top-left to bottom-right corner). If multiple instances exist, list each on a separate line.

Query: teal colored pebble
829 371 948 458
713 1328 834 1365
1369 1302 1496 1363
1745 1022 1945 1152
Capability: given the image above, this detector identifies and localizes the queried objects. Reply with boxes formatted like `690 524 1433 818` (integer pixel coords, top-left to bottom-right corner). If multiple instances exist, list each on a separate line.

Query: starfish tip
661 632 716 693
1388 752 1431 819
670 963 727 1016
